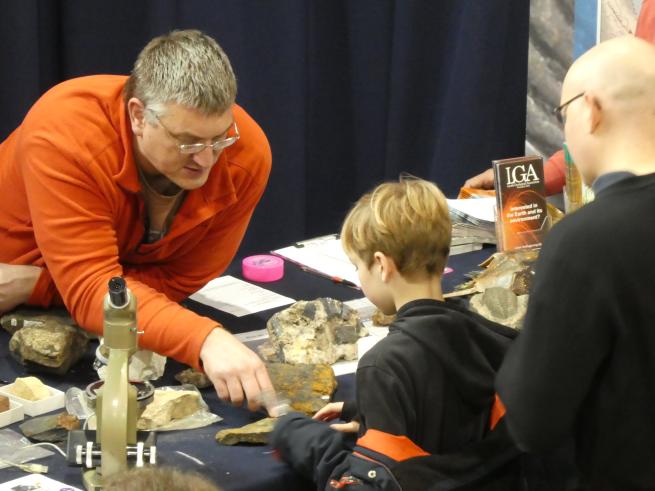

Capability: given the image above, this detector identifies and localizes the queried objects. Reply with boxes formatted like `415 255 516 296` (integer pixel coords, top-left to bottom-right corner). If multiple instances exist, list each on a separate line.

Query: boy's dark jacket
272 299 535 490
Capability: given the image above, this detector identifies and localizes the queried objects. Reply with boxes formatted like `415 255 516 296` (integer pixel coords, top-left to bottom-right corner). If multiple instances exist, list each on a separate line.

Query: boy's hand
330 421 360 433
313 402 344 422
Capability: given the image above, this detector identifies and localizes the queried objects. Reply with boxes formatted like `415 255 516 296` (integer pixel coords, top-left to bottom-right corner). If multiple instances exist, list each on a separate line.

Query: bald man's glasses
553 92 585 124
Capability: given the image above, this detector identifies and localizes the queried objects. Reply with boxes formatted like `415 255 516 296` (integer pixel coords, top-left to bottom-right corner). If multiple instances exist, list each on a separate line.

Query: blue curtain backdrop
0 0 530 255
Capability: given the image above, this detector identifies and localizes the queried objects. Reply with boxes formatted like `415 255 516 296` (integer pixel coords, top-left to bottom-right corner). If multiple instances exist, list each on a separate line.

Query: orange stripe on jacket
356 429 429 462
489 394 506 431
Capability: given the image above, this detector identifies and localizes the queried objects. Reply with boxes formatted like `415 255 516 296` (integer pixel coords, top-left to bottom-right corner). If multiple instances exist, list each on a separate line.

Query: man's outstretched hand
200 327 275 413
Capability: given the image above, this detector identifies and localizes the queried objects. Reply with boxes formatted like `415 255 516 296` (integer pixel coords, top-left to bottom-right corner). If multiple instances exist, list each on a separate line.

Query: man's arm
0 264 41 314
464 150 567 197
636 0 655 43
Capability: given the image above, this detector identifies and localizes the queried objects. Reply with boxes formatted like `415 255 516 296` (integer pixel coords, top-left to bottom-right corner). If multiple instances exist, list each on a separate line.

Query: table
0 247 494 490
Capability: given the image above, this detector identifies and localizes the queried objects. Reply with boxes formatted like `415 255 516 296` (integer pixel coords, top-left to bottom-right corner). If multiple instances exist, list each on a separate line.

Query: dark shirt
353 298 516 453
497 172 655 490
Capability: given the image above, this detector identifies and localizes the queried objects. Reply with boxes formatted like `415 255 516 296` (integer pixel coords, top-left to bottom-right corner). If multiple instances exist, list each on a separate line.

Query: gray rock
6 311 89 375
469 287 529 330
260 298 366 365
19 412 80 442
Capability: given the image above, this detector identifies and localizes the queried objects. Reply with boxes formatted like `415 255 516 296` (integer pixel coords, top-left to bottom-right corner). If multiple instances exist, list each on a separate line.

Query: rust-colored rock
267 362 337 415
0 395 9 413
57 412 81 431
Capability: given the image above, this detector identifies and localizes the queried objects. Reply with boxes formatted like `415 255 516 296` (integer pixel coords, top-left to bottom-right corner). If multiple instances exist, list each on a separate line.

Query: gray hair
124 29 237 117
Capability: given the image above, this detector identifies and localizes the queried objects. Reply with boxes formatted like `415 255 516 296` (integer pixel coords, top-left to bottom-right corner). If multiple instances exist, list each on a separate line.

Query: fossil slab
469 287 529 330
19 412 80 442
215 417 276 445
260 298 366 365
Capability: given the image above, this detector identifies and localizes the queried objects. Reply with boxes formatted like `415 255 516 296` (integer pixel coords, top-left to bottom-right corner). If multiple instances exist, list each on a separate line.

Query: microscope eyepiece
108 277 128 307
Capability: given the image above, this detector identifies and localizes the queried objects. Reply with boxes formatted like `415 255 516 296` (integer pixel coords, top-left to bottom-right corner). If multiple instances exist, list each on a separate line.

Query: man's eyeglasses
147 109 240 155
553 92 585 124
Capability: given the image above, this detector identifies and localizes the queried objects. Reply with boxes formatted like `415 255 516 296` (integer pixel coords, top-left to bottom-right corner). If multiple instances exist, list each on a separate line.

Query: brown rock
0 395 9 413
5 309 89 375
57 412 81 431
372 309 395 326
174 368 212 389
215 417 276 445
267 363 337 415
260 298 366 364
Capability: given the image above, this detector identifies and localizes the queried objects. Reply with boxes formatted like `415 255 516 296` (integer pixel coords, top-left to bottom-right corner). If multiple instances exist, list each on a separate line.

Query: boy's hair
124 29 237 117
103 466 221 491
341 178 451 276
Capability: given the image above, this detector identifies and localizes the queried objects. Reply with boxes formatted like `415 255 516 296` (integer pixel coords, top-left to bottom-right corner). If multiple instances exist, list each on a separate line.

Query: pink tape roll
242 255 284 282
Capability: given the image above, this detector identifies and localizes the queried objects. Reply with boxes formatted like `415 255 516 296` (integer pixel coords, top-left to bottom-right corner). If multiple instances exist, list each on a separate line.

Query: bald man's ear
584 93 603 134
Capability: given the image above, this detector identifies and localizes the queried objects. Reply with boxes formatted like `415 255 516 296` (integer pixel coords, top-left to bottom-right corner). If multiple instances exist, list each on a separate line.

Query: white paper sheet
189 275 295 317
0 474 82 491
272 235 361 287
447 197 496 223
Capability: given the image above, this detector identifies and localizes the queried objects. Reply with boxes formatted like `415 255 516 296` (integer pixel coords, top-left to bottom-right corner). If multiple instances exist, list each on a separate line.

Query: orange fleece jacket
0 75 271 369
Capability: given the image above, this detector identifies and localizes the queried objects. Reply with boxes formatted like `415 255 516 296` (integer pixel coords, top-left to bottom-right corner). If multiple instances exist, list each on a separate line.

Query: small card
493 155 549 251
0 473 82 491
189 275 295 317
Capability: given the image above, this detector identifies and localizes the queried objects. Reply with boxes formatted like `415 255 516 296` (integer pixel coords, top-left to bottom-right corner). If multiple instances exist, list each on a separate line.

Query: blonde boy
272 179 520 490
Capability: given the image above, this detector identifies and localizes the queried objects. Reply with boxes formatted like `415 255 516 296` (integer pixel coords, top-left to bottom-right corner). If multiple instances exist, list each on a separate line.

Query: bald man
464 0 655 196
496 36 655 490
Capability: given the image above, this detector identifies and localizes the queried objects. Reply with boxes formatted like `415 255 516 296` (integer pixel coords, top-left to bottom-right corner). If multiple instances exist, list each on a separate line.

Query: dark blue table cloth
0 247 493 490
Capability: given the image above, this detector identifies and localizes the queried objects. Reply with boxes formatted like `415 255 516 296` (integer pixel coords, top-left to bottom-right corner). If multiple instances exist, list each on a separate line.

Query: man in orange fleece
0 30 274 410
465 0 655 195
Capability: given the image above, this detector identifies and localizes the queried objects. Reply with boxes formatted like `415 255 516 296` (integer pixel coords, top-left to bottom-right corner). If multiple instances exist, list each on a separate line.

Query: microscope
67 277 157 490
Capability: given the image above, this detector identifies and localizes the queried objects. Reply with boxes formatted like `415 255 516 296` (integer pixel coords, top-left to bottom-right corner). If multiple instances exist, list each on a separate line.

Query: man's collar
591 171 635 194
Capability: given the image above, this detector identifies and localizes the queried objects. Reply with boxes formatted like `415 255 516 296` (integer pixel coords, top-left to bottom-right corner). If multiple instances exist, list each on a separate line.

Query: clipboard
271 235 361 288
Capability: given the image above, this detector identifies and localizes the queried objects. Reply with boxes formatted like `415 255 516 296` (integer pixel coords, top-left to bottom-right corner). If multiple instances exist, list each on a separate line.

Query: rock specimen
267 362 336 415
215 417 276 445
3 308 89 375
0 395 9 413
19 412 80 442
260 298 366 364
455 249 539 297
137 390 201 430
469 287 529 330
9 376 51 401
372 309 395 327
174 368 212 389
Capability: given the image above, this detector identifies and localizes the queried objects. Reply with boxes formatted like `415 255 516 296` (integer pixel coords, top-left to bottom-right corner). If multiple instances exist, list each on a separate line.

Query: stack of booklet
447 197 497 254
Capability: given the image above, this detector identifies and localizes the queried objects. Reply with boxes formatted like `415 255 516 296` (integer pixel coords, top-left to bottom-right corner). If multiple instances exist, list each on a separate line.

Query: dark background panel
0 0 530 254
